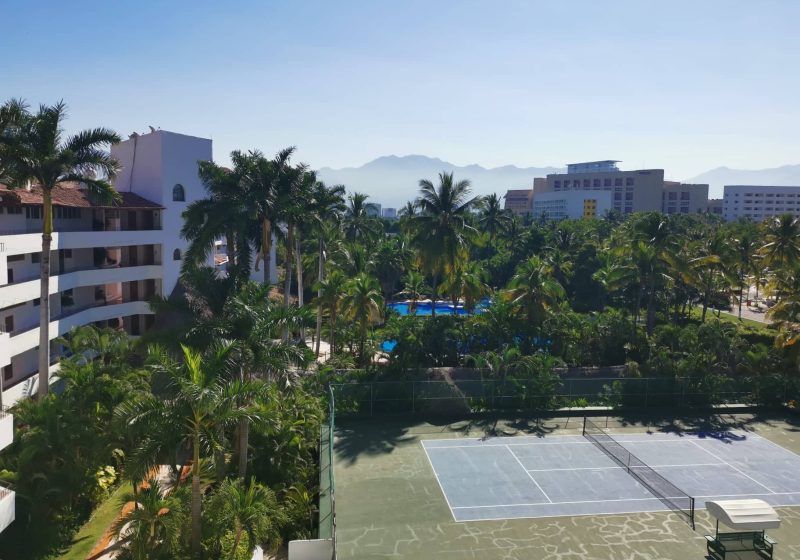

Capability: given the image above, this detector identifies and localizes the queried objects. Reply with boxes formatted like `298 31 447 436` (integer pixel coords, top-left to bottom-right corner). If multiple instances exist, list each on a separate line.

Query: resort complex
2 3 800 559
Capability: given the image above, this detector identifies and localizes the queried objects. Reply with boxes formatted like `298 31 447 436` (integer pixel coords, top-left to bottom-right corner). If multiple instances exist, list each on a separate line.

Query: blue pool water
387 300 487 316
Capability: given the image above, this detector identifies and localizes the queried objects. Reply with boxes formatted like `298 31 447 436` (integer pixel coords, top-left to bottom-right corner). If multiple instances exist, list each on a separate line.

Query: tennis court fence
583 417 696 528
330 375 780 417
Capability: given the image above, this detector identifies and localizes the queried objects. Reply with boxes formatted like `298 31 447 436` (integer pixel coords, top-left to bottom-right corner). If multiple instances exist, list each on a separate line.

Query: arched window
172 184 185 202
173 248 182 261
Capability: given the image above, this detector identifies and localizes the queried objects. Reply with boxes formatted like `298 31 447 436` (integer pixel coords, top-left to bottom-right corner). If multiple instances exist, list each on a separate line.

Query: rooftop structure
567 160 621 174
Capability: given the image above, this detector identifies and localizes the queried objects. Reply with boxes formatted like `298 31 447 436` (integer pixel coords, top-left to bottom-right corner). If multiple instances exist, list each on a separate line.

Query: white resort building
0 129 276 410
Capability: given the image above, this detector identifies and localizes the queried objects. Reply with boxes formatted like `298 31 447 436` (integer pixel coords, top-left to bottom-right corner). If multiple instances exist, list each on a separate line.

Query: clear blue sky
2 0 798 180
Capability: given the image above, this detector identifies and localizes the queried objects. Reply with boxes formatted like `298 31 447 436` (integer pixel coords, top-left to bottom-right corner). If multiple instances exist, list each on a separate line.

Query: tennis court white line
505 445 553 503
421 442 457 521
423 439 698 449
450 490 800 510
524 462 726 472
688 439 778 495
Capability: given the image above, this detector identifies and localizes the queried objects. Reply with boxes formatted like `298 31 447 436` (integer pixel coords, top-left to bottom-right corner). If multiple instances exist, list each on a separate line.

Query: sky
2 0 799 181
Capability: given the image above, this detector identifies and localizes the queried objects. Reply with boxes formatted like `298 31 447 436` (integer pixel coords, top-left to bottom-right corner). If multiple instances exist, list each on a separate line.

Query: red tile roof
0 182 162 209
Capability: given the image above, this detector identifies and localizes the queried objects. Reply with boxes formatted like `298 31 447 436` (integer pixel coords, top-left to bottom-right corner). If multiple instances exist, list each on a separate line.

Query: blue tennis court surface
421 431 800 522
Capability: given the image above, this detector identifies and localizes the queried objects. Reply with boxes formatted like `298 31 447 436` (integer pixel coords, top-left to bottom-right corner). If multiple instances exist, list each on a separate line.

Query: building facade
723 185 800 222
546 161 665 215
532 190 613 221
661 181 709 215
0 129 272 408
503 189 534 216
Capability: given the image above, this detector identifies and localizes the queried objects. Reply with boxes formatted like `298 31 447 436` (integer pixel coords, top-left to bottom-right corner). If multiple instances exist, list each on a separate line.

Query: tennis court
422 421 800 523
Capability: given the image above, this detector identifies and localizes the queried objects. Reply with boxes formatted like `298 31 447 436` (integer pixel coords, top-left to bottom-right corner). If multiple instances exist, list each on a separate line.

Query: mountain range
317 155 800 209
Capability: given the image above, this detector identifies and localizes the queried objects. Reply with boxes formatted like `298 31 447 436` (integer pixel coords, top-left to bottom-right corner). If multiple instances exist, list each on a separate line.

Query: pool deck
333 412 800 559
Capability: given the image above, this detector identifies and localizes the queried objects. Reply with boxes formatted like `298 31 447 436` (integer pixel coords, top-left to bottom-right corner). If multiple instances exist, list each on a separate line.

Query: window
7 254 24 262
625 177 634 186
614 178 623 187
25 205 43 219
173 248 182 261
33 298 40 306
625 192 633 201
667 207 676 214
6 206 22 215
614 192 622 201
55 206 81 219
593 179 601 187
583 179 590 188
554 180 561 188
603 178 612 187
563 180 571 188
4 315 13 333
2 365 12 381
680 207 689 214
668 192 677 200
61 289 74 307
31 253 40 263
680 192 690 200
172 184 186 202
63 249 72 259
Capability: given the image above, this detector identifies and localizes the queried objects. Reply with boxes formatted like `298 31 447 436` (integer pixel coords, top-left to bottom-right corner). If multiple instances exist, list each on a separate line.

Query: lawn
688 306 774 335
57 482 131 560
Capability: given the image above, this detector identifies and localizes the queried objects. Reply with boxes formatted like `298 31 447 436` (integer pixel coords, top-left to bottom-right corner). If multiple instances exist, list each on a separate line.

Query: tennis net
582 418 695 529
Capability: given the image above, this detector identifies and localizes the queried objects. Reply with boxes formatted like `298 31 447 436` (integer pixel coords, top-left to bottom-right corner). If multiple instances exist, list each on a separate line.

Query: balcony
0 410 12 451
8 299 153 359
0 264 162 308
0 485 14 533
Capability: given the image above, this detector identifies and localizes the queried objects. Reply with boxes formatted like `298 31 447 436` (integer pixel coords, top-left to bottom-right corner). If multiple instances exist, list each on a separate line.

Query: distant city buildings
504 160 713 221
381 207 397 219
532 190 612 221
723 185 800 222
366 203 381 217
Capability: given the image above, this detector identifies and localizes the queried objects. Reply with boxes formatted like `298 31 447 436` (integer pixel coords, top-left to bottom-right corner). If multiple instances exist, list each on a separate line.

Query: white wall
723 185 800 222
112 130 213 297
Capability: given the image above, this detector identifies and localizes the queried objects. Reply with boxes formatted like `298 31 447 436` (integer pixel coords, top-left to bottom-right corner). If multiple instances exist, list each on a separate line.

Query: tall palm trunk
261 219 272 285
315 238 324 357
330 306 337 355
191 428 202 559
701 274 711 322
295 233 305 341
238 367 250 479
38 189 53 398
646 275 657 336
295 233 304 307
230 526 244 559
431 273 438 318
284 223 294 309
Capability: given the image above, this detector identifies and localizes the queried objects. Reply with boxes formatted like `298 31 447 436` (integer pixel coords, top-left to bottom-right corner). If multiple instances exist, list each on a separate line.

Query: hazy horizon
3 1 799 182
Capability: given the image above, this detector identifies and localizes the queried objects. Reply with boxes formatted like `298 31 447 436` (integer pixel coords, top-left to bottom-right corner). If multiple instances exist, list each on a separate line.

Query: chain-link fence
331 375 794 417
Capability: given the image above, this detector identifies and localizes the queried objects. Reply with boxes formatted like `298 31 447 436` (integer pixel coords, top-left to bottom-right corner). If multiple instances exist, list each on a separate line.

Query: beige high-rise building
661 181 709 215
546 161 664 215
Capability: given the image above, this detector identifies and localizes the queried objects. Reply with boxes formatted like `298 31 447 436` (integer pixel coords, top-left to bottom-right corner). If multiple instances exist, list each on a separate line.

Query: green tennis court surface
333 414 800 560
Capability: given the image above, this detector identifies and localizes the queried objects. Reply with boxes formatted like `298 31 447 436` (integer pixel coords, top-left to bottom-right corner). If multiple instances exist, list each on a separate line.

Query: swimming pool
386 300 487 316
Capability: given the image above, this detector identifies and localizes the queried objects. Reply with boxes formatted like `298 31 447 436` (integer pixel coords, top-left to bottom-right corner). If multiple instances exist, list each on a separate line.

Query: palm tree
309 183 346 355
478 193 512 242
460 261 491 313
396 271 429 314
411 172 479 317
207 477 285 559
241 148 295 284
733 228 758 318
182 153 253 283
117 344 263 559
4 101 120 397
340 273 384 365
111 479 185 560
760 214 800 269
0 98 28 182
506 256 565 326
344 192 381 243
691 232 734 322
314 270 347 355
